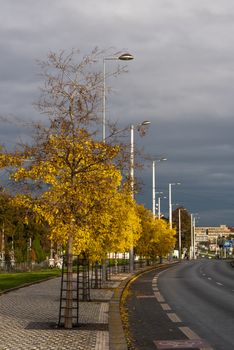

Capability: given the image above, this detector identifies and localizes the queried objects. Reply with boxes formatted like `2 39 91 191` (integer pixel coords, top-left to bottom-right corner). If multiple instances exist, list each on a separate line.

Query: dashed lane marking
154 292 165 302
179 326 200 339
160 303 171 311
167 313 182 323
216 282 223 286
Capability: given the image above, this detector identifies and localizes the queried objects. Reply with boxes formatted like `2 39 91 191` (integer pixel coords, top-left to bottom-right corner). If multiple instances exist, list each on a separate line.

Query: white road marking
179 326 201 339
179 327 214 349
154 291 165 302
160 303 171 311
154 339 213 349
207 277 212 280
216 282 223 286
167 312 182 323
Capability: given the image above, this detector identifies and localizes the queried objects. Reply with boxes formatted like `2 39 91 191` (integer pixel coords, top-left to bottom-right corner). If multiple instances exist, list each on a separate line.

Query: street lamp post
178 208 186 259
152 158 167 217
103 53 134 142
129 120 151 272
104 119 150 272
157 195 167 219
190 213 199 259
190 214 194 259
101 52 133 282
193 216 196 259
169 183 181 229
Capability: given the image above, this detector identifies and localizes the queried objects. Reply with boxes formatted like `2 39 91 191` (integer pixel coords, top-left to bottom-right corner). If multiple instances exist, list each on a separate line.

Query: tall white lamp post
157 195 167 219
190 214 194 259
129 120 151 272
169 183 181 229
178 208 186 259
152 158 167 217
190 213 198 259
103 53 134 142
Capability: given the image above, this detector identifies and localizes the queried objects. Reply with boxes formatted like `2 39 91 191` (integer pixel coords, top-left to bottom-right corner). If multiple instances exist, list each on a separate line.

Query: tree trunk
64 233 73 329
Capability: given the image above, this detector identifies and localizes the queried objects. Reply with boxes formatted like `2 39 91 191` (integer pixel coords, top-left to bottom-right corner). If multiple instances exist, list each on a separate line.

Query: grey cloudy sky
0 0 234 226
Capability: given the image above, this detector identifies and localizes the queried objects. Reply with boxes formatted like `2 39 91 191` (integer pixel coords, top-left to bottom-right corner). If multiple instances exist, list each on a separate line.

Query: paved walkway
0 272 131 350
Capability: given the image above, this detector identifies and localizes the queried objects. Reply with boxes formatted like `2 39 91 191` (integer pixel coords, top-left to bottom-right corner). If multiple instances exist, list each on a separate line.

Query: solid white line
137 295 155 298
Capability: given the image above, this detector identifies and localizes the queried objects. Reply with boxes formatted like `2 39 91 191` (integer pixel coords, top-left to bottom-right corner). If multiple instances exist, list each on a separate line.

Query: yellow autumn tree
1 48 143 329
10 128 127 329
154 219 176 258
134 204 157 259
79 189 141 263
135 204 176 260
12 129 123 255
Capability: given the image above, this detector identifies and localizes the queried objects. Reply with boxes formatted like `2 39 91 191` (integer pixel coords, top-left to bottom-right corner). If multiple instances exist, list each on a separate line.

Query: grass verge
0 269 61 292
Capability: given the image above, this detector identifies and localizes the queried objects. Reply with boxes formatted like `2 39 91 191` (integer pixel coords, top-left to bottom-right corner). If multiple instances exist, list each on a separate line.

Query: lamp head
141 120 151 126
118 53 134 60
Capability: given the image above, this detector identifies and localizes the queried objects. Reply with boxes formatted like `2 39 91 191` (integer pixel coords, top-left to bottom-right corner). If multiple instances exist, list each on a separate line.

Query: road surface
124 260 234 349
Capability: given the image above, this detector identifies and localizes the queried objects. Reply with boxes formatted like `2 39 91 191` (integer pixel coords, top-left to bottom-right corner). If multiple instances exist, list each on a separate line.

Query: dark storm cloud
0 0 233 225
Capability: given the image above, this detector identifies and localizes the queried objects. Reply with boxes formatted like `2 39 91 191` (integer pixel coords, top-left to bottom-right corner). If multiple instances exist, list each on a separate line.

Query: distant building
195 225 233 251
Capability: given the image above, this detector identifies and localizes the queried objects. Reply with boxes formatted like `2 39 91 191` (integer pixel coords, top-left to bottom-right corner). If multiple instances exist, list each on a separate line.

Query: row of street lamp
103 52 199 264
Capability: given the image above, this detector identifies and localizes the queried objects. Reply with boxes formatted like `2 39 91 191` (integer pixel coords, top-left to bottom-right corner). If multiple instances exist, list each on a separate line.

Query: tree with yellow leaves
81 188 142 263
135 204 176 260
12 128 125 328
1 48 145 328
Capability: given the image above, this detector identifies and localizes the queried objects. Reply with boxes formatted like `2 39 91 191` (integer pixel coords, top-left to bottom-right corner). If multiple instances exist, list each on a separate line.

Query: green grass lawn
0 269 61 292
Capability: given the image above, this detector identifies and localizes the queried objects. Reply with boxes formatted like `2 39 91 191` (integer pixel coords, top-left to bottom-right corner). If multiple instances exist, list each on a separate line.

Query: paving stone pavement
0 273 130 350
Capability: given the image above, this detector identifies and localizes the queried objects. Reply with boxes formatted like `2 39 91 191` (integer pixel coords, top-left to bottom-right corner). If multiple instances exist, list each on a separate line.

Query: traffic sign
223 240 233 248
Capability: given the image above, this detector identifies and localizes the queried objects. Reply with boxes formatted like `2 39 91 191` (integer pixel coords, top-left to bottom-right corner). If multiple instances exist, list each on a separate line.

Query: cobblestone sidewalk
0 274 129 350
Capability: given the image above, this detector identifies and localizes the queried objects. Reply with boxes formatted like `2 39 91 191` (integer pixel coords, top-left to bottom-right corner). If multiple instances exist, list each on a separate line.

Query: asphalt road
158 259 234 350
124 260 234 350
